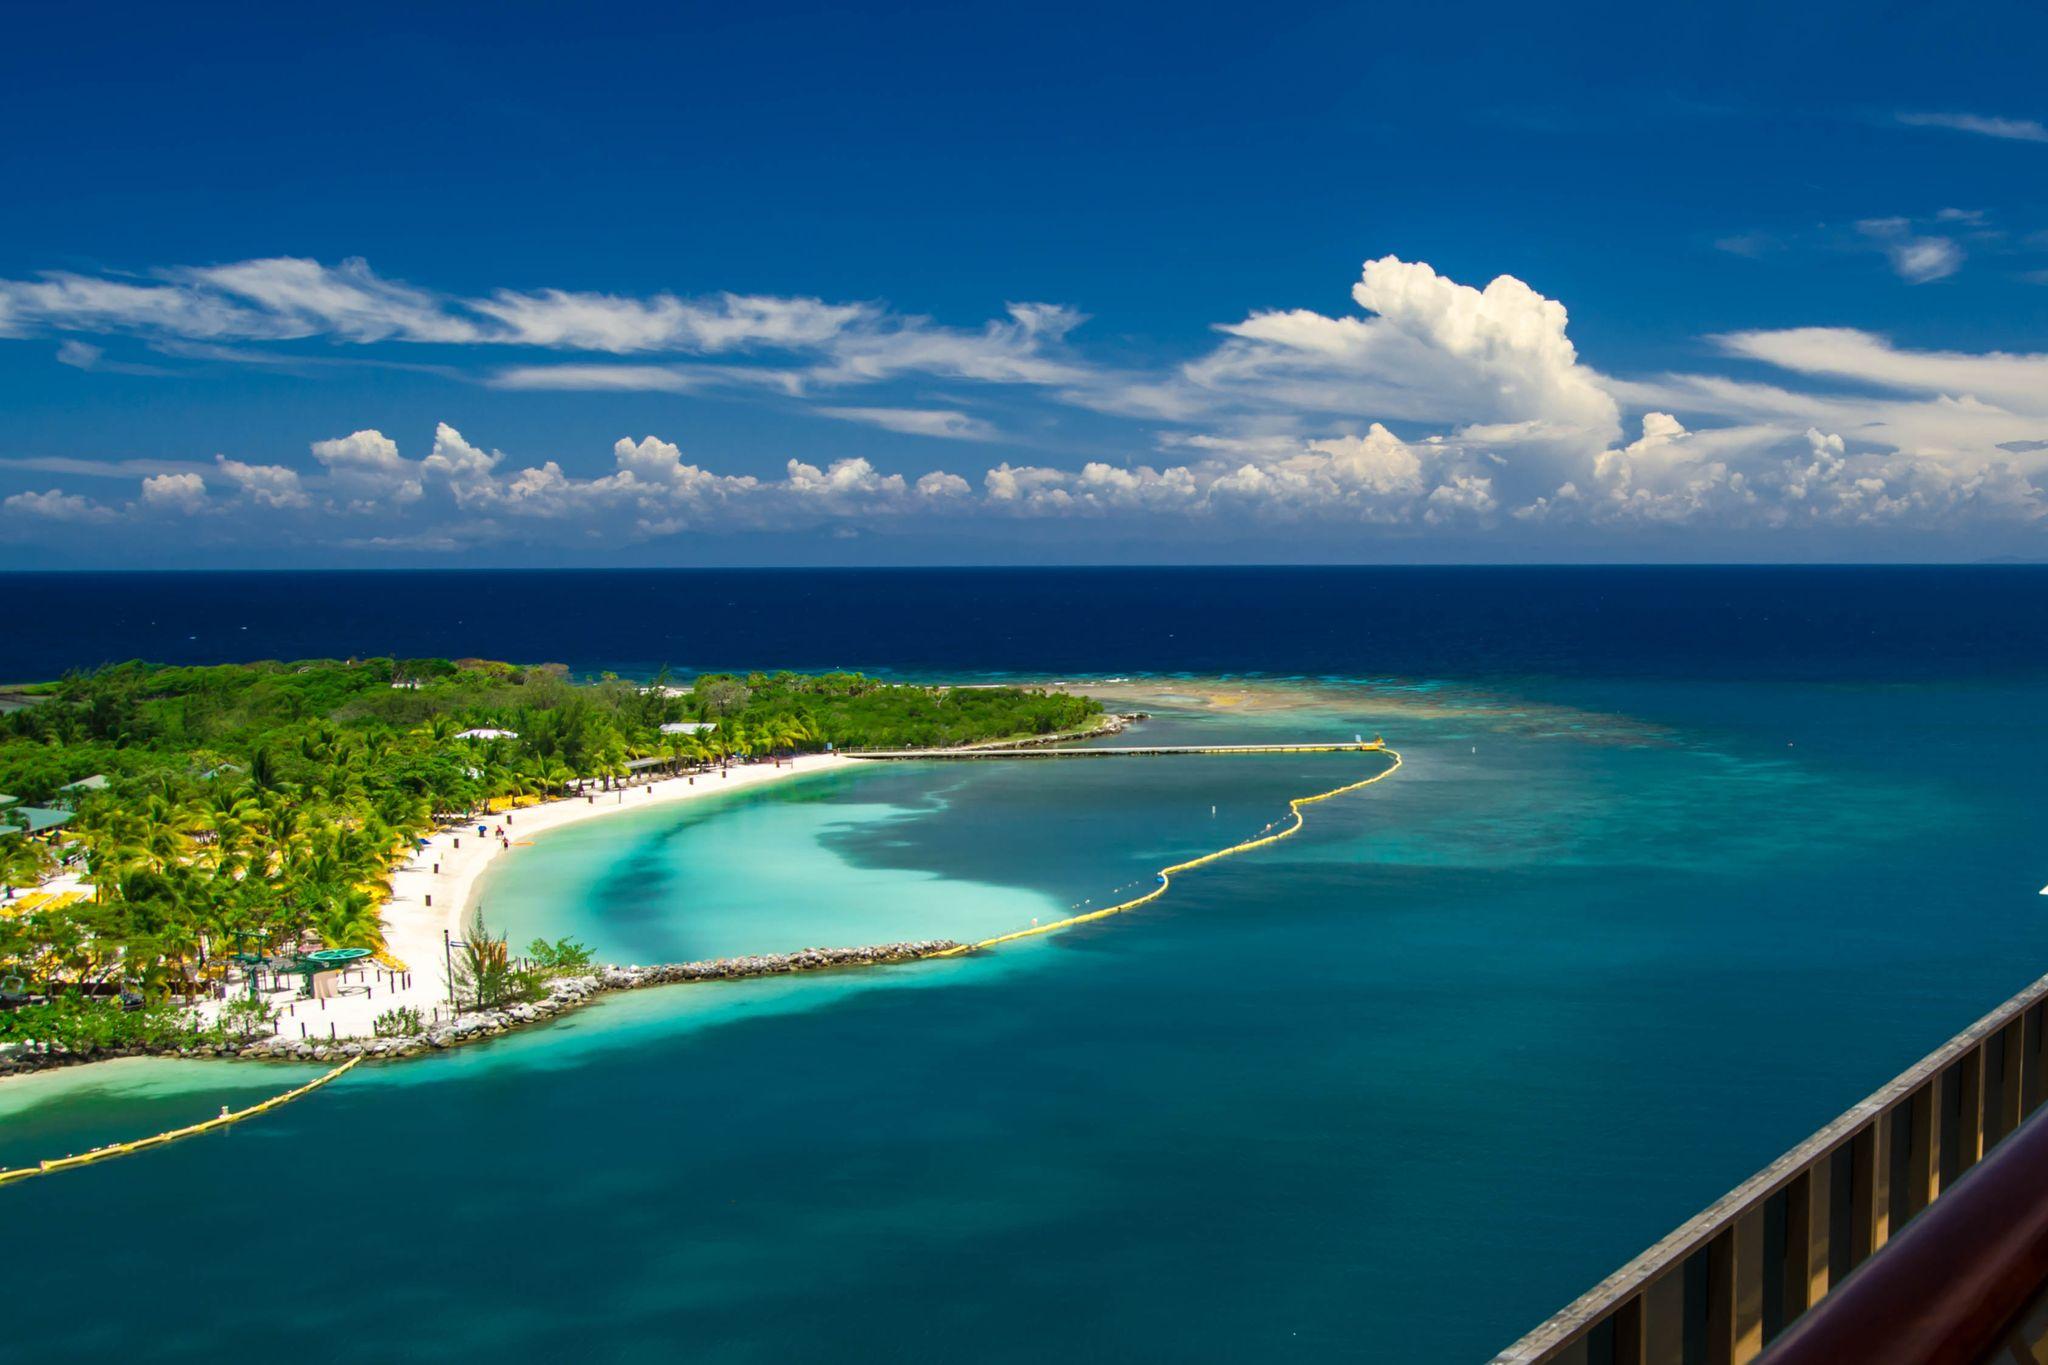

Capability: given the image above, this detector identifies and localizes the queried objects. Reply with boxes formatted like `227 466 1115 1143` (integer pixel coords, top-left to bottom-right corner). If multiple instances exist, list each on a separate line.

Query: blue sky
2 0 2045 565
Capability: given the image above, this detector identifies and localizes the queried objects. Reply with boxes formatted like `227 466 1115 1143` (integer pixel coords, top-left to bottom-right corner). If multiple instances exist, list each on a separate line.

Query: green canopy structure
292 947 373 996
303 947 373 968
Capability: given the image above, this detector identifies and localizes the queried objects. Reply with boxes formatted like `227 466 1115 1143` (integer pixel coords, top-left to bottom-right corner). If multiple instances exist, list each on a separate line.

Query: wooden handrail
1762 1100 2048 1364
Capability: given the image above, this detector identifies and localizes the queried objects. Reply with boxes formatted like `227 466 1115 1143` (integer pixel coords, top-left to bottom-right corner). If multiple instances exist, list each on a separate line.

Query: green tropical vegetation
373 1005 426 1038
0 657 1098 1036
450 910 607 1011
0 991 277 1052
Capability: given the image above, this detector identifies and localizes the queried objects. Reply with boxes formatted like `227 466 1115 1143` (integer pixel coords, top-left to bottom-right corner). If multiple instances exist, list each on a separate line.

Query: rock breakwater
0 940 960 1076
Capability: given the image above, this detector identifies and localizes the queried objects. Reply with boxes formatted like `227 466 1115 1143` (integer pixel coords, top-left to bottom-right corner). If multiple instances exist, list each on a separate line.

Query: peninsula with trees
0 658 1103 1064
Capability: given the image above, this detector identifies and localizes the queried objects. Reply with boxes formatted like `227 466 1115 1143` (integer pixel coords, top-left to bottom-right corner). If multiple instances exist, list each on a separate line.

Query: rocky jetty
991 712 1144 747
0 939 960 1076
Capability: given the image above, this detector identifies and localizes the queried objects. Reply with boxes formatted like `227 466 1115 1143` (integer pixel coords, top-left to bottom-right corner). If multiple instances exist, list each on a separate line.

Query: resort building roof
3 806 74 836
658 721 715 734
53 774 109 808
456 728 519 741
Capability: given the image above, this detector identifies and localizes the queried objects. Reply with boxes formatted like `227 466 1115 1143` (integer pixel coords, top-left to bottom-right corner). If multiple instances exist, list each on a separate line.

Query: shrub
208 995 278 1044
0 994 202 1052
524 936 593 976
452 907 522 1009
374 1005 425 1038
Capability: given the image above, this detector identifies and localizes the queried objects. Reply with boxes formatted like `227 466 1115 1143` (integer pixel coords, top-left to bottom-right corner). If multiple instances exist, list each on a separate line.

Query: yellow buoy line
935 746 1403 956
3 744 1401 1185
0 1054 362 1187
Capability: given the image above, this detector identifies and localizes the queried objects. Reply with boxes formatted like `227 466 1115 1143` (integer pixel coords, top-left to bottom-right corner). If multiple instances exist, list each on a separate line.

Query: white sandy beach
260 753 857 1042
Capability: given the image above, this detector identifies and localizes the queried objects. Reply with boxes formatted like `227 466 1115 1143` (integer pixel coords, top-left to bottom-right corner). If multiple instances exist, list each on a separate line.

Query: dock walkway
846 741 1384 761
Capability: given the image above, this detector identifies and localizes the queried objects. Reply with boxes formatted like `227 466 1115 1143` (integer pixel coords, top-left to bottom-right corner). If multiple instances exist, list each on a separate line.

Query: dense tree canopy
0 659 1098 1001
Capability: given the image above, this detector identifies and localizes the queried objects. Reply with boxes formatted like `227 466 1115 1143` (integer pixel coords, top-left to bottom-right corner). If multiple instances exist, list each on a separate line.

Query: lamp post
444 920 472 1012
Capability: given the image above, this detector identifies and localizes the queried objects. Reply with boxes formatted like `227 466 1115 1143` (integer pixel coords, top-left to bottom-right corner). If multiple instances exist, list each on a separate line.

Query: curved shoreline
2 729 1396 1087
380 753 860 1032
0 754 861 1081
251 752 867 1046
0 744 1407 1188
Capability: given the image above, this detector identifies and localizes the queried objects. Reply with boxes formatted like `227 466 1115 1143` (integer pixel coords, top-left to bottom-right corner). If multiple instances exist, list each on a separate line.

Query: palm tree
195 786 263 874
415 715 462 743
535 756 576 796
247 744 286 794
766 714 812 755
312 889 384 951
592 735 629 789
257 794 310 876
710 720 743 763
0 833 51 896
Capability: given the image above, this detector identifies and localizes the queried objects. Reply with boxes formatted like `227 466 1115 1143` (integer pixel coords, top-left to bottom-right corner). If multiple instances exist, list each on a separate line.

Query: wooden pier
845 741 1385 761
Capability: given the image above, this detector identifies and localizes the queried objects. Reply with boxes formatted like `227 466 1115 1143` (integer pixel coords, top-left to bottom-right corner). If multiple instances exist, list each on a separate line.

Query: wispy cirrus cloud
1896 111 2048 143
0 272 281 341
0 257 891 356
467 290 873 354
55 339 176 376
0 454 212 480
0 257 1082 390
174 257 482 343
486 362 782 395
0 256 1093 443
1857 217 1964 282
814 407 998 440
1710 327 2048 412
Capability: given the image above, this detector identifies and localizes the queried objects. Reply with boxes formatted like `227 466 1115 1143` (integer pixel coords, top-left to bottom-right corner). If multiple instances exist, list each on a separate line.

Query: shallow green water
4 674 2041 1362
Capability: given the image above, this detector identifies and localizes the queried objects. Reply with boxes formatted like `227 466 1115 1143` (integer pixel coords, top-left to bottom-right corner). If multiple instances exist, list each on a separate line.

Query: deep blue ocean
2 567 2045 1362
4 565 2044 682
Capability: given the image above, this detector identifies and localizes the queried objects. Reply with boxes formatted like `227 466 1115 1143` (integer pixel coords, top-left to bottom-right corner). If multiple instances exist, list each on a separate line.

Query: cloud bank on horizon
3 249 2046 557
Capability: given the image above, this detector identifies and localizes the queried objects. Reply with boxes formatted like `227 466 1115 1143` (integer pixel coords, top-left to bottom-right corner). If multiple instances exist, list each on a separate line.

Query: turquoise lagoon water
5 670 2044 1362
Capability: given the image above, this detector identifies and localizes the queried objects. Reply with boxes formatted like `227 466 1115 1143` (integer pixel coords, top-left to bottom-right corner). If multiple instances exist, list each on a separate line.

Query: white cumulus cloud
214 455 310 509
311 429 424 509
139 471 210 514
3 488 116 523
